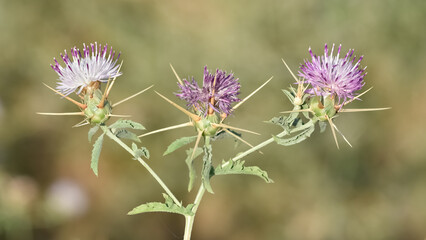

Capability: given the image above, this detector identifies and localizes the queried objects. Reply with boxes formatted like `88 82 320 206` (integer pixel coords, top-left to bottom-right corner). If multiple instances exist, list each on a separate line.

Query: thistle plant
38 42 388 240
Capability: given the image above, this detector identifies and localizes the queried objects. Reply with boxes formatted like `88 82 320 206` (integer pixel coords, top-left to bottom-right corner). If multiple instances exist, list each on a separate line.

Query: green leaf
109 119 145 130
214 159 273 183
185 147 203 192
163 136 197 156
132 143 150 159
88 125 99 142
91 133 105 176
318 121 327 133
202 145 214 194
114 129 141 143
273 123 315 146
266 115 292 132
282 89 294 103
128 193 194 216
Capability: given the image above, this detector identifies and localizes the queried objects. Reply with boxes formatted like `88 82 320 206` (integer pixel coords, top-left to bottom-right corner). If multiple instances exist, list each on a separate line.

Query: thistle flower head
298 44 366 104
176 66 241 116
51 42 122 95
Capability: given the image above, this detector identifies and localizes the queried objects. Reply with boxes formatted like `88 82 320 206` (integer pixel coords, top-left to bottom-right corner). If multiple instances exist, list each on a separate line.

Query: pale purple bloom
51 42 121 95
176 66 241 115
298 44 366 104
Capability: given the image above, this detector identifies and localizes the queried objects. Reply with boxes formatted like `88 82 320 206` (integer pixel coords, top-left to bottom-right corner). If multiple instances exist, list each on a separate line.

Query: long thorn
72 119 89 128
212 123 260 135
37 112 84 116
138 122 193 138
191 131 203 160
281 59 300 83
101 77 112 106
224 129 263 154
232 76 273 111
326 115 339 149
280 109 313 114
112 85 154 107
333 124 353 148
104 60 124 100
43 83 86 109
343 87 373 106
108 114 132 118
98 62 122 108
339 107 391 113
170 64 183 85
155 91 201 122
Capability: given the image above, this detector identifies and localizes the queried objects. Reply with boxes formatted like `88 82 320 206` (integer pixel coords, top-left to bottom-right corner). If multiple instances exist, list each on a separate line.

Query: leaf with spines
273 121 315 146
214 159 273 183
132 143 150 159
163 136 197 156
109 119 145 130
114 129 141 143
266 115 298 133
91 133 105 176
185 147 203 192
88 125 99 142
128 193 194 216
202 145 214 194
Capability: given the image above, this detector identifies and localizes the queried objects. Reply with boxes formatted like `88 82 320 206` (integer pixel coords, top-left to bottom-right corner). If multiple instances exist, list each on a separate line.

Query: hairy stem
101 126 181 206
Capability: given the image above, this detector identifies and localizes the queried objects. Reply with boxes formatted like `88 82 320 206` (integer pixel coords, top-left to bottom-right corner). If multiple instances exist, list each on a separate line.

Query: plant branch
101 126 181 207
183 136 210 240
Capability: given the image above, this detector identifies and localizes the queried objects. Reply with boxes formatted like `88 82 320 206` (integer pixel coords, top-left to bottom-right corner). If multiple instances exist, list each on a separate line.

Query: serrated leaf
273 123 315 146
266 116 291 132
318 121 327 133
88 126 99 142
114 129 141 142
185 147 203 192
163 136 197 156
202 145 214 194
109 119 145 130
291 119 314 132
214 159 273 183
132 142 150 159
128 193 194 216
91 133 105 176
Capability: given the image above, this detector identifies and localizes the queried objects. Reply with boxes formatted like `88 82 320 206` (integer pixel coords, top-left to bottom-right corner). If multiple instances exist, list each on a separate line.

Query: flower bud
309 95 337 121
83 89 112 124
194 114 219 137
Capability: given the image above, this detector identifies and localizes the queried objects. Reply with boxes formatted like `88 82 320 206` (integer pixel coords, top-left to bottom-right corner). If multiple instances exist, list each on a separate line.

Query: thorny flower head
51 42 122 96
298 44 366 105
176 66 241 116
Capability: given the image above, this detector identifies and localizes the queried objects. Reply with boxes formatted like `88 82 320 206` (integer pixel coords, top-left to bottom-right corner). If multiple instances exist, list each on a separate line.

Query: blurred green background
1 0 425 239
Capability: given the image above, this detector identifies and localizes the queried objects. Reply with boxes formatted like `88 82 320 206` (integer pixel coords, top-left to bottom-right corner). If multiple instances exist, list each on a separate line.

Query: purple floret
298 44 366 104
176 66 241 116
50 42 122 95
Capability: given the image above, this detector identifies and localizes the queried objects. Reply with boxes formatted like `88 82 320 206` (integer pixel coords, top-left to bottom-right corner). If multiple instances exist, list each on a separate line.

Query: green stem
183 137 210 240
231 130 287 162
101 126 181 207
182 115 316 239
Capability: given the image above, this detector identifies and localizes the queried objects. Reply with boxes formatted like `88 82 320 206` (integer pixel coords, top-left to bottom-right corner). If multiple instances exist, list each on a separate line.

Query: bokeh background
1 0 425 239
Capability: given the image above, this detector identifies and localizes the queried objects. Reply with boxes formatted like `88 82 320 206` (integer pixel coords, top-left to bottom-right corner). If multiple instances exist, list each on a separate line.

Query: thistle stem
231 130 288 162
183 137 210 240
183 109 313 239
101 126 181 206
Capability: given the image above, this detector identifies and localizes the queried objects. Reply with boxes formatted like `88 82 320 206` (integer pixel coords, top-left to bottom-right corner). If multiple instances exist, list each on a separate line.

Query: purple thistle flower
50 42 122 95
298 44 366 104
176 66 241 116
